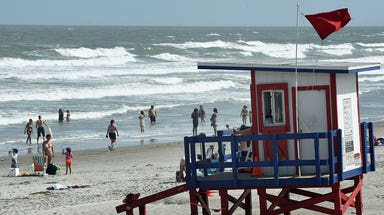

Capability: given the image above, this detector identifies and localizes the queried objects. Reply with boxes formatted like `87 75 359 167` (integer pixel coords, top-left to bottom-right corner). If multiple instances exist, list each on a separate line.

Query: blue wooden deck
184 122 375 189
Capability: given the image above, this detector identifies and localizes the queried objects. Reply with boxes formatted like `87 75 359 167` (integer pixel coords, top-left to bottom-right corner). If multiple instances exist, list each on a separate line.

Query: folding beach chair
32 155 45 174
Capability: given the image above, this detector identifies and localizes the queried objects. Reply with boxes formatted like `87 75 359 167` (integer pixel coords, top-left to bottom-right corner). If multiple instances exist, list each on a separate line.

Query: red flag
305 8 351 40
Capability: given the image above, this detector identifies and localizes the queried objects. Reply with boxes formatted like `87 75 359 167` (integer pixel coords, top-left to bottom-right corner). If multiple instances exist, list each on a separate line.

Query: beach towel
47 184 90 190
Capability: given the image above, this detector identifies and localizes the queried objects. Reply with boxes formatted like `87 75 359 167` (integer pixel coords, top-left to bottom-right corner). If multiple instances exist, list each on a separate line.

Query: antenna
295 1 302 177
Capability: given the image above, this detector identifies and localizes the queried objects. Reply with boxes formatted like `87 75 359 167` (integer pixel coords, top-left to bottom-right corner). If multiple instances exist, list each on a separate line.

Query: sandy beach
1 124 384 215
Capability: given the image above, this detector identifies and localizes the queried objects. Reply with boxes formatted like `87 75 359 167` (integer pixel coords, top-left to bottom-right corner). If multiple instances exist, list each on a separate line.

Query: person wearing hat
62 147 73 175
9 148 18 168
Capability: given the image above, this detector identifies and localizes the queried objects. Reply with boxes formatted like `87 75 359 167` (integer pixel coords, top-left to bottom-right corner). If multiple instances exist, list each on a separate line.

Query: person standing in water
210 108 218 136
106 119 119 151
66 110 71 121
58 108 64 122
24 119 33 144
148 105 157 125
36 115 49 145
138 110 146 133
191 108 199 136
198 105 206 123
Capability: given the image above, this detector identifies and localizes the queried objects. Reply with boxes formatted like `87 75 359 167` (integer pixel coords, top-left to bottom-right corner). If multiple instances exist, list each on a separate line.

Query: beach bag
46 163 57 175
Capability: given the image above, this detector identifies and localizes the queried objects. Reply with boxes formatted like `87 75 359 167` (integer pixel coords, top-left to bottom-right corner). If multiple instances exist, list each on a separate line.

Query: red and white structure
116 61 379 215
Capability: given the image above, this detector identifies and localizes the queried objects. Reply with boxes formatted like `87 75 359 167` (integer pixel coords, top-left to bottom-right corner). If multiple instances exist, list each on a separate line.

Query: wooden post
219 189 228 215
139 205 146 215
189 189 198 215
257 188 267 215
354 175 363 215
245 189 252 215
199 189 210 215
332 182 343 215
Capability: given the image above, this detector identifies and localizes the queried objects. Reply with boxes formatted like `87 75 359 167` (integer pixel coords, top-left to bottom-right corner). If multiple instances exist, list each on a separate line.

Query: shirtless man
36 115 49 145
42 134 54 165
148 105 157 125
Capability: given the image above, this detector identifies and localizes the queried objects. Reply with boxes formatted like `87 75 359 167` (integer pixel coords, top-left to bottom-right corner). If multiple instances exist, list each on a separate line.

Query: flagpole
295 1 302 177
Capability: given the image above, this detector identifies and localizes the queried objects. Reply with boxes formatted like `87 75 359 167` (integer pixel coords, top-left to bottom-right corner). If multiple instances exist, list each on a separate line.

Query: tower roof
197 61 380 74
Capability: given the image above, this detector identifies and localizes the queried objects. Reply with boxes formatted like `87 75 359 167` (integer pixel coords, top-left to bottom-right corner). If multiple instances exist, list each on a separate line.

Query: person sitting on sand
106 119 119 151
177 157 186 182
62 147 73 175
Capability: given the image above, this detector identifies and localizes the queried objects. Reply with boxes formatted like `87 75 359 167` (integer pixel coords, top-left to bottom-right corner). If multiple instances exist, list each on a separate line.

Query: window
262 90 285 125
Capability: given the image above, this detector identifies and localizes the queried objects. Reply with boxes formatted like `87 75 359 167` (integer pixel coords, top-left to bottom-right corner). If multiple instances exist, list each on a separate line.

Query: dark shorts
109 132 116 140
150 116 156 123
37 127 45 137
193 120 199 129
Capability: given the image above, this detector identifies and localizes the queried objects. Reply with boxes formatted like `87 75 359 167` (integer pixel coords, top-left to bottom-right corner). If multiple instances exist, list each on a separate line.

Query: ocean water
1 25 384 156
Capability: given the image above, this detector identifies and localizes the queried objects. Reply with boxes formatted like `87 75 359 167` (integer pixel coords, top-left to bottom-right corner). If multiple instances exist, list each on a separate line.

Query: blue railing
184 122 375 189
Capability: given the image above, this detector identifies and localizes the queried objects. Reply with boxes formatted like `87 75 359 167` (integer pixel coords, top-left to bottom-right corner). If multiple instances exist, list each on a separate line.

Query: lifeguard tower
116 61 378 215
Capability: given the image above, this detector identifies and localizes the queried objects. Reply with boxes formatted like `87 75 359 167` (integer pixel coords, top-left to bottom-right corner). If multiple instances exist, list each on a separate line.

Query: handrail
184 122 375 188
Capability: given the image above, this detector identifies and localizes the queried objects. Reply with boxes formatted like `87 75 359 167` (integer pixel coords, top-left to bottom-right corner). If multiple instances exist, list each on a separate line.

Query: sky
0 0 382 26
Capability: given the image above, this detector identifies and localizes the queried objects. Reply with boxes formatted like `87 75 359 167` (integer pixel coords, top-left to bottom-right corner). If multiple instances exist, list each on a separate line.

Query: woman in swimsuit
42 134 54 165
24 119 33 144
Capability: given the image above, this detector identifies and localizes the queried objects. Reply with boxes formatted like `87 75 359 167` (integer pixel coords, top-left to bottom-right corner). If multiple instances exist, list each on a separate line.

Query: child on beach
62 147 73 175
9 148 18 168
24 119 33 144
138 111 145 133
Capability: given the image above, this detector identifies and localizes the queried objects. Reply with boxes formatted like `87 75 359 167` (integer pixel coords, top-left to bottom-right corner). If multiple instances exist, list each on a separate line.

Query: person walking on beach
148 105 157 125
210 108 218 136
58 108 64 122
198 105 206 123
62 147 73 175
24 119 33 144
106 119 119 151
138 110 146 133
191 108 199 136
36 115 49 145
240 105 249 125
42 134 54 165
